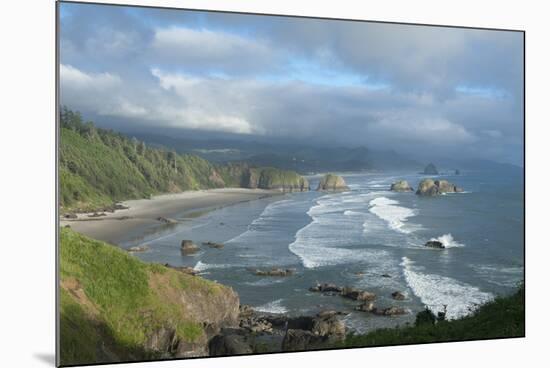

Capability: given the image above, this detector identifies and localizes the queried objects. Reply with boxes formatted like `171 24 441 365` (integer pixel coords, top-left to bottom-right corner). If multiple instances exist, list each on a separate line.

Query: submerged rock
309 283 343 293
390 180 414 192
423 163 439 175
373 306 408 316
416 179 464 196
254 268 295 277
316 174 350 192
202 241 224 249
181 240 199 254
355 302 376 312
157 216 178 224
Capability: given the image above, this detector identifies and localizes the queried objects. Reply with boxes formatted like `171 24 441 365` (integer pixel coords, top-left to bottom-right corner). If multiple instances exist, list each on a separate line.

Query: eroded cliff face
59 228 240 366
316 174 349 192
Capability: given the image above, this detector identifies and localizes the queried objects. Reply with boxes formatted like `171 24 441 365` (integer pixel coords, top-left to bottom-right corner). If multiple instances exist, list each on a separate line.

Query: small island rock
390 180 414 192
416 179 464 196
423 163 439 175
316 174 350 192
181 240 199 254
425 240 445 249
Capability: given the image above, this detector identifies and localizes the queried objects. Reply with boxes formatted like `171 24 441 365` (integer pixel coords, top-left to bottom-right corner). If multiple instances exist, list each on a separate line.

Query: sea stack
316 174 350 192
390 180 414 192
416 179 464 196
423 163 439 175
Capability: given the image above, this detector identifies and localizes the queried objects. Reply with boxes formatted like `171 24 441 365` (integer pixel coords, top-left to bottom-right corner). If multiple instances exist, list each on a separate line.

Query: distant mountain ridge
127 132 422 173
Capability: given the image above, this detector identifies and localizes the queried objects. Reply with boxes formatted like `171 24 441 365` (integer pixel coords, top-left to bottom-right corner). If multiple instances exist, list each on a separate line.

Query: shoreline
60 188 283 244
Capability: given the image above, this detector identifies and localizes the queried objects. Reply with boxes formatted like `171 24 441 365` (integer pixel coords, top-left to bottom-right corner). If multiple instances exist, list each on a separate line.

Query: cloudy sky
59 2 524 165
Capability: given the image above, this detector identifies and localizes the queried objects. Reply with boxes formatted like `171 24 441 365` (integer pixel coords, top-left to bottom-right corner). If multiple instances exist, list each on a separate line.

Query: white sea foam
429 234 464 248
401 257 493 319
193 261 229 272
290 192 392 268
253 299 288 314
368 197 417 234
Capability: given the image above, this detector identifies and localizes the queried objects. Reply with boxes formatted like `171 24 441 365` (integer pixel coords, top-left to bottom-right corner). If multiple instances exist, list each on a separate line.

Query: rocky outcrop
309 283 343 293
390 180 414 192
391 291 406 300
416 179 464 196
316 174 349 192
423 163 439 175
355 303 407 316
425 240 445 249
208 331 253 356
240 167 309 192
181 240 200 254
341 286 376 301
282 311 346 351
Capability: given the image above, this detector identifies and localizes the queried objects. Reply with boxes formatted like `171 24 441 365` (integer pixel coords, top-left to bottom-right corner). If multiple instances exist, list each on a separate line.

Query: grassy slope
341 286 524 348
59 227 228 366
59 109 308 212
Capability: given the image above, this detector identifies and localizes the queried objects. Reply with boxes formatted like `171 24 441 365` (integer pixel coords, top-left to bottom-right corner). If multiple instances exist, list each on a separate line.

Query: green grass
59 108 307 212
341 285 524 348
59 227 228 366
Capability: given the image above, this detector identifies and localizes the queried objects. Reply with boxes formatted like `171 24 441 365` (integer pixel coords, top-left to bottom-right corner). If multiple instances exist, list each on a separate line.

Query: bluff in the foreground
59 108 308 212
59 227 240 366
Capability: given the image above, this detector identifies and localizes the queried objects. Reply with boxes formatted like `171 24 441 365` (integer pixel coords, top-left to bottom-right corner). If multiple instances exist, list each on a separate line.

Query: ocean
125 169 524 333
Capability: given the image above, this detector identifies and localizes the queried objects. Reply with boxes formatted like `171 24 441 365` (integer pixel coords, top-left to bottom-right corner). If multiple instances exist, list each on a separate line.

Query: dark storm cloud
59 2 524 165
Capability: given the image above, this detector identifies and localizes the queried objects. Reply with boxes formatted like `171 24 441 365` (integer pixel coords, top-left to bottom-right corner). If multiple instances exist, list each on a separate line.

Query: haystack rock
423 163 439 175
416 179 464 196
390 180 414 192
316 174 349 192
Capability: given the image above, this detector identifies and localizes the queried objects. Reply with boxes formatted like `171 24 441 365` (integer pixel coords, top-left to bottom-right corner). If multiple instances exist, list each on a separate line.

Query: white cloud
60 64 121 90
151 27 277 74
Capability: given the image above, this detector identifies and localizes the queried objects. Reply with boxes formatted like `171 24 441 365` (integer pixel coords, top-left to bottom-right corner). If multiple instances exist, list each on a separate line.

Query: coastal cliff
59 108 308 213
59 227 240 366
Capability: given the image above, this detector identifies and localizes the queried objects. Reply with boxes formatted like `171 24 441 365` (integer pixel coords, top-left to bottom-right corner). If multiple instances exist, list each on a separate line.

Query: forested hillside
59 108 308 212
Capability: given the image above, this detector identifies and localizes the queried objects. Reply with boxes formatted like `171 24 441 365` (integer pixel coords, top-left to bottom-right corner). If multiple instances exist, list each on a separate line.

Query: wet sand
60 188 281 244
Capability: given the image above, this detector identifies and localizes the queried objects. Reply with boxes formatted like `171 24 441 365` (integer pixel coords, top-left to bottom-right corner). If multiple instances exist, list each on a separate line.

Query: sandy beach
60 188 281 244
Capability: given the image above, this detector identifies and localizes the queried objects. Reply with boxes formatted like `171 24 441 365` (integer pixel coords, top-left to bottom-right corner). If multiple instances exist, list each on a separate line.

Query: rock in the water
309 283 343 293
202 241 224 249
425 240 445 249
254 268 295 277
373 306 408 316
157 216 178 224
341 287 376 301
391 291 406 300
390 180 414 192
316 174 350 192
455 169 460 175
416 179 463 196
127 244 149 253
208 334 253 356
181 240 199 254
355 302 375 312
423 163 439 175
